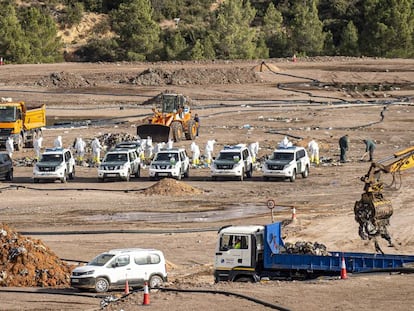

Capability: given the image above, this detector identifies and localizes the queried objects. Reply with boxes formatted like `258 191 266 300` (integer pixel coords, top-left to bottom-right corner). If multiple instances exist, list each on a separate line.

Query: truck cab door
215 234 252 269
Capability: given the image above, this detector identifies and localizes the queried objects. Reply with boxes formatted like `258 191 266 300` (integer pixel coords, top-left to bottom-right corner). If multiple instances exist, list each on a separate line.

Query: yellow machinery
0 101 46 150
354 146 414 252
137 93 197 143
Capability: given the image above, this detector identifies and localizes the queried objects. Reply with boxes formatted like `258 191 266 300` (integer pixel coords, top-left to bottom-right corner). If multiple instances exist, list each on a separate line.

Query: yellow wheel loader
137 93 198 143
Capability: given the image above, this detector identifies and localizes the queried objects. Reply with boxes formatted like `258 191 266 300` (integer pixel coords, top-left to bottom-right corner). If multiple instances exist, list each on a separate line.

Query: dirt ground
0 57 414 310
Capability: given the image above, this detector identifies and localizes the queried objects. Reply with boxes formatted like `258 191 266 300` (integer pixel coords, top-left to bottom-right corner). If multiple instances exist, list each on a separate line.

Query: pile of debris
0 223 73 287
143 178 203 196
96 132 139 150
123 66 262 86
283 241 330 256
35 72 95 88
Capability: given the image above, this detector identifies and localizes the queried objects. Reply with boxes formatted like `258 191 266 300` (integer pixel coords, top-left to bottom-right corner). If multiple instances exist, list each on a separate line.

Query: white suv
211 144 253 181
98 148 141 182
262 146 310 182
33 148 75 183
70 248 168 293
149 148 190 180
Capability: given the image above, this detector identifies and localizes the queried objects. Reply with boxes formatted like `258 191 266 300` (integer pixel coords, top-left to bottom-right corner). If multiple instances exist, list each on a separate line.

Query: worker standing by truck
5 137 14 159
33 136 43 161
91 137 103 166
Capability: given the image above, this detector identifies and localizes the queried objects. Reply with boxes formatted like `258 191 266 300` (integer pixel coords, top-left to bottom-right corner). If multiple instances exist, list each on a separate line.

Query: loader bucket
137 124 171 143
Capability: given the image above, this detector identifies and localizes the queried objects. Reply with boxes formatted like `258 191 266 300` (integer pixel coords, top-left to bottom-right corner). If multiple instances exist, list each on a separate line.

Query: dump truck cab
214 225 265 283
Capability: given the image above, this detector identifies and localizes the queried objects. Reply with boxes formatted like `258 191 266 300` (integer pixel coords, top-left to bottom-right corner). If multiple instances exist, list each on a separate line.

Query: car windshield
0 153 10 163
217 152 240 161
155 152 178 161
0 106 16 122
271 152 294 161
40 154 63 162
105 153 128 162
88 253 115 266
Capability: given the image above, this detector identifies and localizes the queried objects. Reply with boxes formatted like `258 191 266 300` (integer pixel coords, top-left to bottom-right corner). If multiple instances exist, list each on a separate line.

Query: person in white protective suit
278 136 292 148
190 141 200 166
54 135 63 148
308 138 320 165
5 137 14 158
74 137 86 164
167 139 173 149
249 142 259 163
33 136 43 161
91 137 102 165
144 136 153 160
204 139 216 166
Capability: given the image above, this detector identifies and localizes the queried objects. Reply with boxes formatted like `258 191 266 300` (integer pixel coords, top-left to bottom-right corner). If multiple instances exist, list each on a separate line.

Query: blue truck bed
264 222 414 274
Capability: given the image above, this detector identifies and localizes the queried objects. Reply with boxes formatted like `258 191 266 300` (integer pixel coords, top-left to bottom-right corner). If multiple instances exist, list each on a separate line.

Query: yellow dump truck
0 101 46 150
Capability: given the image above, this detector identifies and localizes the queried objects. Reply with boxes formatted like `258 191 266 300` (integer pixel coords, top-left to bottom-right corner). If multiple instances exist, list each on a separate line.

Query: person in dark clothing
338 134 349 163
194 113 200 137
361 139 376 162
380 106 387 121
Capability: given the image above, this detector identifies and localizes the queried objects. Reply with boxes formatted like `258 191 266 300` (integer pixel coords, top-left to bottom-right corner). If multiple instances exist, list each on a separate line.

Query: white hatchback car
262 146 310 182
70 248 168 293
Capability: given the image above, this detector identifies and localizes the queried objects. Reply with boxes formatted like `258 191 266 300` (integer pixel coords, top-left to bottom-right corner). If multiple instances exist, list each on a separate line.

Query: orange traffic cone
142 282 150 305
340 256 347 279
124 278 130 295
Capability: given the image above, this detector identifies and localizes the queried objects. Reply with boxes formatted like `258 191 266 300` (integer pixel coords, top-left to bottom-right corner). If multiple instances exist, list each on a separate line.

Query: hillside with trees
0 0 413 63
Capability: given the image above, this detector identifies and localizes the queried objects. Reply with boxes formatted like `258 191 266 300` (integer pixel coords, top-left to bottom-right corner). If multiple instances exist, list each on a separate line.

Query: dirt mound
0 223 73 288
35 72 95 88
143 178 203 196
124 66 262 86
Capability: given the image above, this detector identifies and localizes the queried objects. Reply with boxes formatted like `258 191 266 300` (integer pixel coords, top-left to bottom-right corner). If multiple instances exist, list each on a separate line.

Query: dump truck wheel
185 120 197 140
171 122 183 142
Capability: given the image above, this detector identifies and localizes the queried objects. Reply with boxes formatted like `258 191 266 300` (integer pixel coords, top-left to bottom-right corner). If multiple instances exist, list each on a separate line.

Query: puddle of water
86 204 288 223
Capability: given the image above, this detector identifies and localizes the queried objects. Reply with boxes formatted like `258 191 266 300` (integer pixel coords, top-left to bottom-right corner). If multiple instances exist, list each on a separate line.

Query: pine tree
339 21 359 56
20 7 63 63
262 3 287 57
208 0 257 59
0 3 30 63
288 0 326 56
191 39 204 60
111 0 161 61
165 31 188 60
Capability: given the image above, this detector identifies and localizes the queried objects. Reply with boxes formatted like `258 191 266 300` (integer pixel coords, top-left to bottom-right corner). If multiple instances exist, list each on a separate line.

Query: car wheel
69 167 75 180
289 169 296 182
135 166 141 178
60 171 67 183
184 167 189 178
149 275 164 289
124 172 130 182
302 165 309 178
95 277 110 293
6 169 13 181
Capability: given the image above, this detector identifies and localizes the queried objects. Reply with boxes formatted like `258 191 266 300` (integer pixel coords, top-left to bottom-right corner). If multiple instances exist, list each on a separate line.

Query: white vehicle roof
221 144 247 152
158 147 185 152
106 248 163 255
219 225 264 235
43 148 69 154
274 146 305 152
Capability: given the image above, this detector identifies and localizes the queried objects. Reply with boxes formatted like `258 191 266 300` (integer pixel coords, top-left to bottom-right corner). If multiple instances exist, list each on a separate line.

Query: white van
70 248 168 293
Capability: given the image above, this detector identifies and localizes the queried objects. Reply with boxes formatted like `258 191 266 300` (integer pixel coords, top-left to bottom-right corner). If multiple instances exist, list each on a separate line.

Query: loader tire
185 120 197 140
171 122 183 142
